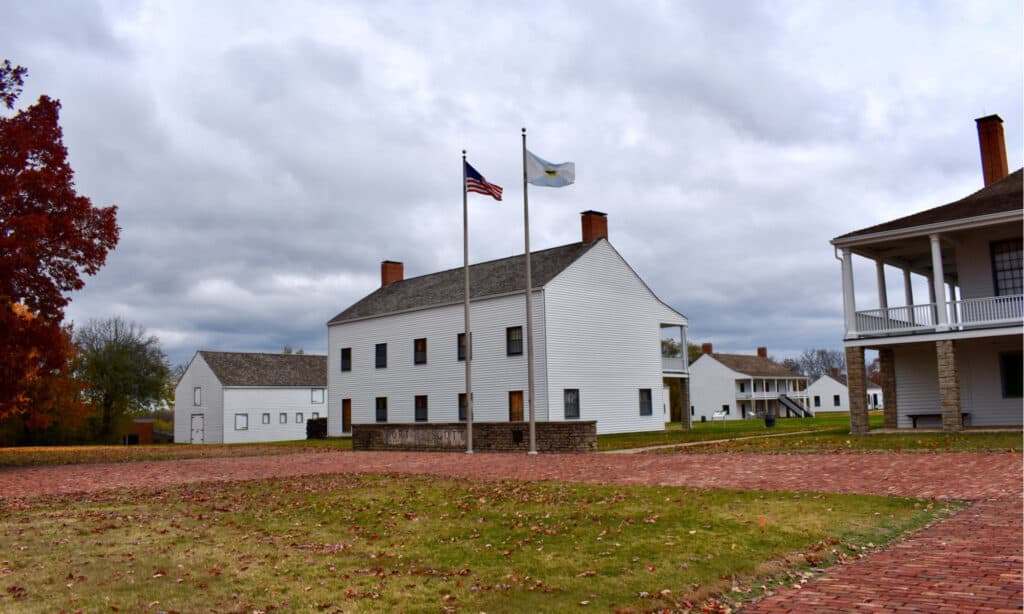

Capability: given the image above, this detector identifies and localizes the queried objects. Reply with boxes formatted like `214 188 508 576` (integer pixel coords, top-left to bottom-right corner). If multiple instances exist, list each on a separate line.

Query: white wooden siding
807 376 849 412
542 241 685 434
222 387 326 443
687 355 742 421
327 292 548 436
956 335 1022 426
893 343 940 428
173 353 224 444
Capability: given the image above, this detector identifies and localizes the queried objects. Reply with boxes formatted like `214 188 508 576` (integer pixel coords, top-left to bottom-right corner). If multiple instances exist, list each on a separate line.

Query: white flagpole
462 150 474 454
521 128 537 455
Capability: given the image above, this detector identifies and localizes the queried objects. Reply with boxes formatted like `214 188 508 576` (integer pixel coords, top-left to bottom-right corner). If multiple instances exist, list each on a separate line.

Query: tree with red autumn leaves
0 60 119 425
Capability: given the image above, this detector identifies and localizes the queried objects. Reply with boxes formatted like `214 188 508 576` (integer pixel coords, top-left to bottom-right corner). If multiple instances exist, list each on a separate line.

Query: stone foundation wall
352 421 597 453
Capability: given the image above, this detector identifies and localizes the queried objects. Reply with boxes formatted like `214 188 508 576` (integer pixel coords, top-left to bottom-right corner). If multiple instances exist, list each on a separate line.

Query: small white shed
173 351 327 444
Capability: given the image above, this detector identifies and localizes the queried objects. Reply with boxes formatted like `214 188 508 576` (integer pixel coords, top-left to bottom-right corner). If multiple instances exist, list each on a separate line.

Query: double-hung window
375 397 388 422
991 239 1023 296
340 348 352 372
506 326 523 356
375 343 387 368
234 414 248 430
458 393 468 421
833 394 841 407
414 395 428 422
457 333 470 361
414 338 427 365
564 389 580 419
639 389 653 416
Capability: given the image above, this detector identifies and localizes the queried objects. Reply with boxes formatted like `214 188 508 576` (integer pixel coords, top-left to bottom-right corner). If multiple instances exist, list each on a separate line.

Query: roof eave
831 209 1022 248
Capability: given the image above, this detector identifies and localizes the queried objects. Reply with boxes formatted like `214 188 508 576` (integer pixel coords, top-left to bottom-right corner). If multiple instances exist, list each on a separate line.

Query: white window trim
279 412 287 424
261 413 270 424
234 413 248 430
296 412 304 423
193 387 201 406
311 388 324 404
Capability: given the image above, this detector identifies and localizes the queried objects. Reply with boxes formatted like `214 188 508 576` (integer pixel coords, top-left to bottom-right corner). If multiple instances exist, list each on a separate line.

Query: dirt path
1 450 1020 611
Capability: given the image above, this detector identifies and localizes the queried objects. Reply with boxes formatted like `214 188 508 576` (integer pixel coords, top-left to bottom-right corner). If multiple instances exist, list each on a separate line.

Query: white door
190 414 205 444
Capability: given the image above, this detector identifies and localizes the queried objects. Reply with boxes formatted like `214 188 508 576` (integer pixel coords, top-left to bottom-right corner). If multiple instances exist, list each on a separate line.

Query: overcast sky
5 1 1022 367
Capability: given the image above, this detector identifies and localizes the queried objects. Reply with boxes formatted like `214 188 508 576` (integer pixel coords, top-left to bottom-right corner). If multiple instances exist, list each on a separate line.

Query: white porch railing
853 294 1023 337
951 294 1024 327
661 356 686 372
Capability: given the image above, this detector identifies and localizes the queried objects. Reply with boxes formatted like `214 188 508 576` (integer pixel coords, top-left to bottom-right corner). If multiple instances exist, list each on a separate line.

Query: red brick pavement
1 450 1021 612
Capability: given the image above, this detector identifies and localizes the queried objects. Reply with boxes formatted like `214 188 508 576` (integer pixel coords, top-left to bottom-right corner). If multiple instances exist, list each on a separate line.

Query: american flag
464 161 503 201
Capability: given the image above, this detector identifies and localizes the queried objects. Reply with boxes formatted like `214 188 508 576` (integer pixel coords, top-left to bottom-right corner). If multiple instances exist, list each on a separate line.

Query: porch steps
779 394 813 418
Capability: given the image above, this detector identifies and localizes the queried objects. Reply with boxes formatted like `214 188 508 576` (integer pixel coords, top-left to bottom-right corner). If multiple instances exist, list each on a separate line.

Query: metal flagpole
521 128 537 455
462 150 474 454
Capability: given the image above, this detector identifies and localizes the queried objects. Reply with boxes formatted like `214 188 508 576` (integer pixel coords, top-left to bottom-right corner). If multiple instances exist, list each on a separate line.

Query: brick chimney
381 260 404 287
757 347 768 358
701 343 713 355
976 114 1009 186
581 210 608 243
831 367 840 378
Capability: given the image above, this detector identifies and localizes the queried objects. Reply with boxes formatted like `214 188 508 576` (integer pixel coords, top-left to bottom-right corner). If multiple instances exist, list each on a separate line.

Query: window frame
458 393 468 421
279 412 287 424
833 394 841 407
311 412 319 419
506 326 523 356
564 388 580 419
193 387 202 406
375 343 387 369
295 412 304 423
813 395 821 408
639 388 653 416
234 413 248 431
414 338 427 365
375 397 388 422
311 388 324 404
457 332 471 361
414 395 428 422
991 238 1023 297
340 347 352 372
261 413 270 424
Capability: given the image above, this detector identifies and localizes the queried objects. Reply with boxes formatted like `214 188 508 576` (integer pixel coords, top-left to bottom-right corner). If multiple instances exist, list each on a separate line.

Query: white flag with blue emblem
525 150 575 187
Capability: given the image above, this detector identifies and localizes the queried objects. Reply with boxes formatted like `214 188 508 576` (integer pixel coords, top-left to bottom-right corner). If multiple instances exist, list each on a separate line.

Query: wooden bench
907 412 971 428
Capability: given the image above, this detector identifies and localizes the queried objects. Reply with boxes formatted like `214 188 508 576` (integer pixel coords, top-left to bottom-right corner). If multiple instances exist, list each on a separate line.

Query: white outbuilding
807 372 850 412
173 351 327 444
689 344 811 421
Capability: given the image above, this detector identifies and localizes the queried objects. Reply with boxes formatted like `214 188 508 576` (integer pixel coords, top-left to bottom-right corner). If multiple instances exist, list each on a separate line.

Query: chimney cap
580 210 607 217
975 114 1004 124
381 259 403 265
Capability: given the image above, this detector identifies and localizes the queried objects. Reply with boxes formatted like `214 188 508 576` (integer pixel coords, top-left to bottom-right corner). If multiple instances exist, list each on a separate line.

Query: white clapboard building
807 371 850 412
833 115 1022 432
173 351 327 444
689 344 811 421
326 211 689 436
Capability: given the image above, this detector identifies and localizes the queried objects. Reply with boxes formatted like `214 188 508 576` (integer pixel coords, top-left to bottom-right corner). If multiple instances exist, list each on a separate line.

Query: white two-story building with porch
833 115 1022 432
689 344 811 421
326 211 689 436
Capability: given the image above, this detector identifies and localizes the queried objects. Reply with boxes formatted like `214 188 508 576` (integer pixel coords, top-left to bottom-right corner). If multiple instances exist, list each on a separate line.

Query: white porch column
841 249 857 336
930 234 949 328
903 268 915 324
875 260 889 325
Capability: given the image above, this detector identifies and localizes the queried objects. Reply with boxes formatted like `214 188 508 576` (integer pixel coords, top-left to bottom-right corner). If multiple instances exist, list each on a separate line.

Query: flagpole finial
462 149 466 158
521 127 526 135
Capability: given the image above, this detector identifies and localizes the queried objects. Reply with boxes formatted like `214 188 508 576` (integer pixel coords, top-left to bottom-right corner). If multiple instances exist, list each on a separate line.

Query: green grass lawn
0 437 352 468
0 473 952 613
659 430 1023 453
596 412 872 451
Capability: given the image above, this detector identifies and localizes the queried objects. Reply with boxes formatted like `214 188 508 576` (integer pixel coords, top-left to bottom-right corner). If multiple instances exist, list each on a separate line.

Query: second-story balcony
661 356 686 374
853 294 1023 338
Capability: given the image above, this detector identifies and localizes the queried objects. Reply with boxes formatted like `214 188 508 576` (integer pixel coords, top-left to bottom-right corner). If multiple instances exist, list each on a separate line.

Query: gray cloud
6 0 1021 366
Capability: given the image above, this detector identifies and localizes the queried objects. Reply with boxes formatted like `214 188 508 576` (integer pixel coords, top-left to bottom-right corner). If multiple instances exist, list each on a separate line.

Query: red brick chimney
701 342 713 355
976 114 1009 186
757 347 768 358
581 210 608 243
831 367 840 378
381 260 404 287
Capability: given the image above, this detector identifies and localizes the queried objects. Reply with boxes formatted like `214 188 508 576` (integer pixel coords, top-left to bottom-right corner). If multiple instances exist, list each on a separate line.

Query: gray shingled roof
329 240 599 324
834 168 1023 242
711 353 805 378
199 351 326 387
